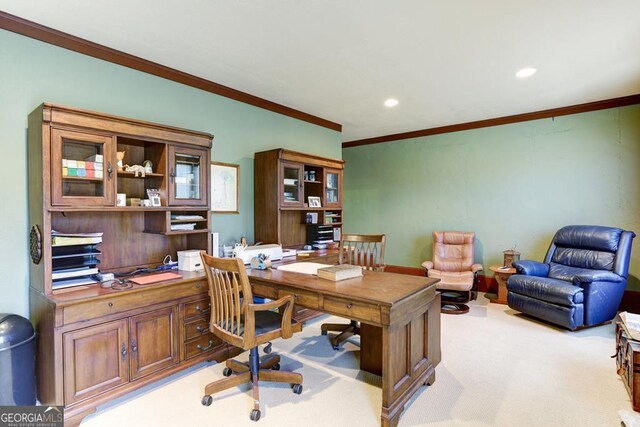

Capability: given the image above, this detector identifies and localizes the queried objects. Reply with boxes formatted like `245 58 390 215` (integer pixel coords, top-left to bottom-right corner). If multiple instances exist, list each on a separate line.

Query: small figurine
143 160 153 174
250 253 271 270
116 151 126 171
124 164 146 177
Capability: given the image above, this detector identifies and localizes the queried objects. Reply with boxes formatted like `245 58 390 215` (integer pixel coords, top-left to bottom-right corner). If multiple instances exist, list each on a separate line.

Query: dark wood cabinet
167 145 209 206
63 320 129 405
27 103 223 427
129 307 179 380
254 149 345 248
51 128 116 207
616 318 640 411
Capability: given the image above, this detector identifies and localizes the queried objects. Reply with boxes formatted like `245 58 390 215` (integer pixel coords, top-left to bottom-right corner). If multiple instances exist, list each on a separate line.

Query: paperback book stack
51 231 103 290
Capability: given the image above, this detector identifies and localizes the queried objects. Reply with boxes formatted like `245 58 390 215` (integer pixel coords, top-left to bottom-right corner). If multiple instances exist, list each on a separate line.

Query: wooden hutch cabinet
254 148 345 248
27 103 233 426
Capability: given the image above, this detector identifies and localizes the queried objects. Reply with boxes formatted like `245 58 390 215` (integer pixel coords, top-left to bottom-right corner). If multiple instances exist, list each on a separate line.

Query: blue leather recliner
507 225 635 330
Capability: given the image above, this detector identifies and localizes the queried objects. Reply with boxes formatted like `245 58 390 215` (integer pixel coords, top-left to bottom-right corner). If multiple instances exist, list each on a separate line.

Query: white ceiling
2 1 640 141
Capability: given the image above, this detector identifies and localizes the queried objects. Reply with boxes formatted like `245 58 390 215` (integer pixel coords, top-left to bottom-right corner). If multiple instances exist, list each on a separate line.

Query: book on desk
317 264 363 281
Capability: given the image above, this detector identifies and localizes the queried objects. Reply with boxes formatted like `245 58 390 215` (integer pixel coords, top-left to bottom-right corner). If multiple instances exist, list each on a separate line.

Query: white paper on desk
276 262 332 275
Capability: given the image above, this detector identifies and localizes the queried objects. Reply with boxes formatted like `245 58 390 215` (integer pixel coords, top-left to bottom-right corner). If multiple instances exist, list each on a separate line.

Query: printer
232 243 284 265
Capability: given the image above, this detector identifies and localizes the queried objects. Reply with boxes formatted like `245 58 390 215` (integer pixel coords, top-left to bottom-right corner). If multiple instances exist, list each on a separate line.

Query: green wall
343 105 640 290
0 30 341 316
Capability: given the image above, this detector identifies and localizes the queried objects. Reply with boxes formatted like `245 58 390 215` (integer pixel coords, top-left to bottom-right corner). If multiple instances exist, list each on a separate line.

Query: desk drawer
184 317 210 341
323 296 381 324
278 287 319 310
252 283 277 299
185 333 223 360
184 298 211 320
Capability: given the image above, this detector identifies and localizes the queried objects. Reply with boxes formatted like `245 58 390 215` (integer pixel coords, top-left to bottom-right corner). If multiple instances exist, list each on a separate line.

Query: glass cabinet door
324 168 342 207
51 129 115 206
168 146 208 206
280 162 304 207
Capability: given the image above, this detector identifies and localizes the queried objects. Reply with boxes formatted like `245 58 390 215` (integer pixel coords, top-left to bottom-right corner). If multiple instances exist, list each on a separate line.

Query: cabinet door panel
323 168 342 207
51 128 116 207
63 320 128 405
167 146 208 206
129 307 179 380
280 162 304 207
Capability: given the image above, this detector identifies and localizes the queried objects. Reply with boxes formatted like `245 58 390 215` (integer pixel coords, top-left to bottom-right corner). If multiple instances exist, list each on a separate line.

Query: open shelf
63 176 104 182
117 171 164 178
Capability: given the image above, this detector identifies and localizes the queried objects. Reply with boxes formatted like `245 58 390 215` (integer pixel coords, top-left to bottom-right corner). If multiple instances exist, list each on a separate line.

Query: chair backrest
543 225 635 277
339 234 386 271
432 231 475 272
200 252 252 349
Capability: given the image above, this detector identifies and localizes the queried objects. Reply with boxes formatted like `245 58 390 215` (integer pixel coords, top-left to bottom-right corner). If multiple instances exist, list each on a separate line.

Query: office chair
199 253 303 422
320 234 386 350
422 231 483 314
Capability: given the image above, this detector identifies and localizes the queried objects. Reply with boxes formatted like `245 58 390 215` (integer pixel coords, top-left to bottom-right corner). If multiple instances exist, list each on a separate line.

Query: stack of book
170 223 196 231
317 264 363 281
51 231 102 289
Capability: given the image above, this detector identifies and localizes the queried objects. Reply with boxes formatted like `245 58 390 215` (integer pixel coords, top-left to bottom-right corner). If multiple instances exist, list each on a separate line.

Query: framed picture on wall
211 161 239 213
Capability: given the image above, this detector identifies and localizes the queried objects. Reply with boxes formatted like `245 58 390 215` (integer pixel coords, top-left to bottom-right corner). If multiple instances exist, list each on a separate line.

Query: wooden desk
247 267 441 427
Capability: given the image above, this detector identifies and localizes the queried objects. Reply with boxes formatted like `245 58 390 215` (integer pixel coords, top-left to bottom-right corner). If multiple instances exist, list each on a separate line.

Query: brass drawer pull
346 303 353 309
196 324 210 334
197 340 214 352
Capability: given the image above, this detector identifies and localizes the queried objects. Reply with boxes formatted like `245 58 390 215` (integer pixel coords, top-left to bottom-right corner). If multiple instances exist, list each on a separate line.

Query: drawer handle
196 324 210 334
195 304 211 314
131 339 138 353
121 343 127 359
197 340 214 352
195 283 201 289
108 302 113 307
346 303 353 309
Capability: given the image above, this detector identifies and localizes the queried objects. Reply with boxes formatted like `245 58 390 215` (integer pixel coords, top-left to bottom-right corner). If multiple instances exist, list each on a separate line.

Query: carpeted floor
81 294 631 426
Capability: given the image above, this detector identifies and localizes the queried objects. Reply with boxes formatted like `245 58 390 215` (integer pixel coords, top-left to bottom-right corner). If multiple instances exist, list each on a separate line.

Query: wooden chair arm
247 295 295 339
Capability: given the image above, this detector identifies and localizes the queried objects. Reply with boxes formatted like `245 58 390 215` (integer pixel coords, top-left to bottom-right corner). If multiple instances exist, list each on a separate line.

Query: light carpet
81 294 631 426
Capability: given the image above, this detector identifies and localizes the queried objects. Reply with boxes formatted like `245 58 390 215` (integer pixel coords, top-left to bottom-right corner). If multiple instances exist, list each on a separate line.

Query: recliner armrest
471 263 483 273
572 271 624 285
422 261 434 270
512 260 549 277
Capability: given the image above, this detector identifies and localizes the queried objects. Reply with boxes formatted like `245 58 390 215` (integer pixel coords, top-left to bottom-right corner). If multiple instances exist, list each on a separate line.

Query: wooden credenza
615 316 640 412
26 104 218 426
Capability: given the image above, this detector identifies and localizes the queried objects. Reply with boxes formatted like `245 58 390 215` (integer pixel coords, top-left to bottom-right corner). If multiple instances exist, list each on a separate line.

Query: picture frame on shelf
146 189 161 207
211 161 240 214
308 196 321 207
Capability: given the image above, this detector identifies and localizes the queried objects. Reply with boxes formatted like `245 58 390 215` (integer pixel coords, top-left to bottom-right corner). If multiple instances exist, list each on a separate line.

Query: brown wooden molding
385 265 424 276
343 94 640 148
0 11 341 132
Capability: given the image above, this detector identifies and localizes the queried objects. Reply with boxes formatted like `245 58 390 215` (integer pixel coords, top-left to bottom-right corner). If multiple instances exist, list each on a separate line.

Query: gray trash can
0 314 36 405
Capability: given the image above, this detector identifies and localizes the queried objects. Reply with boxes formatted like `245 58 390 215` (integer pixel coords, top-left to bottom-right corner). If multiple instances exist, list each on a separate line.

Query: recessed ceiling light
516 67 537 78
384 98 399 107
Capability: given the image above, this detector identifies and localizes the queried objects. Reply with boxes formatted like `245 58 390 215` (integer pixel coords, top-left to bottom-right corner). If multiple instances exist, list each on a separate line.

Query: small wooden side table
489 265 517 304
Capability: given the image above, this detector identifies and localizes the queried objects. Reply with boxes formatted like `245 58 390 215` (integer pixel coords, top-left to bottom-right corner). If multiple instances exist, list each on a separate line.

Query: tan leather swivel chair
422 231 483 314
320 234 386 349
199 253 303 422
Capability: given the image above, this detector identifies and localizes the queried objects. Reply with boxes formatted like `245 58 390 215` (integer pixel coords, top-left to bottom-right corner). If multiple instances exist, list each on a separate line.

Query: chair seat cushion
217 310 298 337
428 269 474 291
507 275 584 306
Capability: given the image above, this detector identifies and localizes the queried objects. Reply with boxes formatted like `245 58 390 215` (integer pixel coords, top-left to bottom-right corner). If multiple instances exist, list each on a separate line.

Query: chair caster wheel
272 363 280 371
223 367 233 377
250 409 261 421
321 330 327 335
332 345 340 351
264 342 272 354
201 395 213 406
292 384 303 394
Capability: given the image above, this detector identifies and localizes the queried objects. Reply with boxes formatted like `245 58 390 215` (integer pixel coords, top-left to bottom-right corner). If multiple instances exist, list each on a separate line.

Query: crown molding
0 11 342 132
343 94 640 148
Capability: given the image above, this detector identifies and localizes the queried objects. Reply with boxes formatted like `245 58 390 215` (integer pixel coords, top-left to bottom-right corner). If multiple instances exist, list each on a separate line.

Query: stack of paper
171 223 196 231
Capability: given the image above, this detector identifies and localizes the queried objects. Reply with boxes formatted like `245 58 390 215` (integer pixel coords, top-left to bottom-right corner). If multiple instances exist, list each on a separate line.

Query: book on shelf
51 230 103 238
170 223 196 231
620 311 640 341
171 214 205 220
317 264 363 281
52 266 99 280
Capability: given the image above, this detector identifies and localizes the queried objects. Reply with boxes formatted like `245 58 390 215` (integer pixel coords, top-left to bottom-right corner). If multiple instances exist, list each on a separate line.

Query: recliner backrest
545 225 623 272
433 231 475 272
